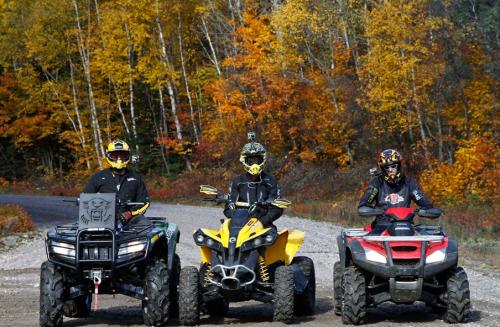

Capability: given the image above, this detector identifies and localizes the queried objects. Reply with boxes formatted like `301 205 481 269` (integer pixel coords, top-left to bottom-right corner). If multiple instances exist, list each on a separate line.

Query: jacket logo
412 190 422 201
229 237 236 243
385 193 404 205
127 177 137 182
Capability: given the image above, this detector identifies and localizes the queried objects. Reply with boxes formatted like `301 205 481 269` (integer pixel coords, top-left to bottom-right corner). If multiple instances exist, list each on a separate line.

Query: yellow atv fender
196 218 304 265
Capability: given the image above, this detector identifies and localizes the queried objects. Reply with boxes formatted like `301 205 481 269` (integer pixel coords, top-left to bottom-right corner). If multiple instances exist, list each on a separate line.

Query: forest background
0 1 498 262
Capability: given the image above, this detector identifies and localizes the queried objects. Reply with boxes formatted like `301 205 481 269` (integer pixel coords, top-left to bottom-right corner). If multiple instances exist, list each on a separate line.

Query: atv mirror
200 185 222 196
369 167 381 176
271 198 291 209
131 155 140 164
417 207 442 219
358 206 384 217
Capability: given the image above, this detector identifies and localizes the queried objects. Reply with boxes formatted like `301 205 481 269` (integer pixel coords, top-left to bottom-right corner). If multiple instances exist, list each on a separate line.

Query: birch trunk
178 15 199 143
72 0 105 166
124 22 139 152
410 65 431 169
156 9 192 172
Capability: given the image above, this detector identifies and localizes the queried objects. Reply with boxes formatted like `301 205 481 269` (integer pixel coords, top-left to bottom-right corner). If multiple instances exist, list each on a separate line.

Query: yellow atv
178 185 315 325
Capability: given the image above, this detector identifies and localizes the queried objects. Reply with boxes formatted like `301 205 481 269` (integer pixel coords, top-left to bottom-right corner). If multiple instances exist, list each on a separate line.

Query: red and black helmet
378 149 402 183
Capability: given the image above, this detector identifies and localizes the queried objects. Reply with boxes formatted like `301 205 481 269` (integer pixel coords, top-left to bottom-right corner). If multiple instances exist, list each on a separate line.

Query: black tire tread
179 266 200 326
341 266 367 325
333 260 343 316
293 256 316 316
39 261 64 327
63 294 91 318
445 266 471 323
142 260 171 326
273 265 295 323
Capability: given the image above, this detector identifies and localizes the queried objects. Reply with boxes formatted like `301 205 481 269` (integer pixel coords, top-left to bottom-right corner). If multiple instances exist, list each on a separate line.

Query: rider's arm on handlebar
258 176 283 227
223 179 239 218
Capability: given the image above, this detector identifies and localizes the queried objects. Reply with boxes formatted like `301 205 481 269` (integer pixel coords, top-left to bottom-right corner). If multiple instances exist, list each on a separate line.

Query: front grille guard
208 264 256 290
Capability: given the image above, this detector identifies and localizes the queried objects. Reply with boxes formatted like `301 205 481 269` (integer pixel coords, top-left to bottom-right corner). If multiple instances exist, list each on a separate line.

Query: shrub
0 204 35 234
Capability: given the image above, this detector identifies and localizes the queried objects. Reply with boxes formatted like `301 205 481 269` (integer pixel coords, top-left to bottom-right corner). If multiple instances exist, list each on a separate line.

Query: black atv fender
337 234 346 268
165 224 180 271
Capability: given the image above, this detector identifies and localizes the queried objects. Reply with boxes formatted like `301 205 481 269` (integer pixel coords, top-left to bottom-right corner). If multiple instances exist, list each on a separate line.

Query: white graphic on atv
384 193 405 205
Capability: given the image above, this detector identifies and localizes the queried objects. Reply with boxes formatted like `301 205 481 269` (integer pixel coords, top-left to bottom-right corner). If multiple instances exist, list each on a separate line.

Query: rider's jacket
83 168 150 216
223 171 283 226
358 175 433 223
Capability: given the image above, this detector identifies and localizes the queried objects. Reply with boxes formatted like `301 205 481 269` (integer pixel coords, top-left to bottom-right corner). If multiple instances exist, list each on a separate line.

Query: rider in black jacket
358 149 438 234
223 134 283 227
84 140 150 227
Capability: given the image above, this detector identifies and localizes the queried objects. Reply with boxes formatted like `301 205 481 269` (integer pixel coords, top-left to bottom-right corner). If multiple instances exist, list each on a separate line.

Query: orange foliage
0 204 35 233
421 136 500 206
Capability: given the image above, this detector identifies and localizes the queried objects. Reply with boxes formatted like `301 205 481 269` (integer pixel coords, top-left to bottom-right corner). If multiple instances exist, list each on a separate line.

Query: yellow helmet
106 140 131 170
239 141 267 175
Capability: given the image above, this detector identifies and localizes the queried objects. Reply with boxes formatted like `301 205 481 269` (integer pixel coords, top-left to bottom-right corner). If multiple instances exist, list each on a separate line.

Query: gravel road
0 195 499 326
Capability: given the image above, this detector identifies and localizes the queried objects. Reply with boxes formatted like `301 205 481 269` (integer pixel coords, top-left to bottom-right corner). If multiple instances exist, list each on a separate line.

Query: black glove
119 211 133 225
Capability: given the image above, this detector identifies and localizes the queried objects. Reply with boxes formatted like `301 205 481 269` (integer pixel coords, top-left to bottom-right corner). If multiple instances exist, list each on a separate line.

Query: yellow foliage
421 136 500 204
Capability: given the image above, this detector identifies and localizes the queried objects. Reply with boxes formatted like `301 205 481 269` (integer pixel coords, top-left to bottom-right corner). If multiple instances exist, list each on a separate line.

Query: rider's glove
227 202 236 216
120 211 133 225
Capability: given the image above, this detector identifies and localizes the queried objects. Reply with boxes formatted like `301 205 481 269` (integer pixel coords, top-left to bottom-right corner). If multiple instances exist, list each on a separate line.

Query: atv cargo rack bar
363 235 444 242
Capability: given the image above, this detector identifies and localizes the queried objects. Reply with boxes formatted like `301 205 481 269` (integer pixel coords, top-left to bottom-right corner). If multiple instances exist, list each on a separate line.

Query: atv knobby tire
293 256 316 316
142 260 171 326
342 266 367 325
63 294 91 318
169 254 181 318
444 266 471 323
273 265 295 323
179 266 200 326
333 261 343 316
40 261 64 327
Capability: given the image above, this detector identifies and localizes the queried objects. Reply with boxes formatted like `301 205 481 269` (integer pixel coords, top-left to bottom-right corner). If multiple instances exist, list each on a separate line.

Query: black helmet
239 132 267 175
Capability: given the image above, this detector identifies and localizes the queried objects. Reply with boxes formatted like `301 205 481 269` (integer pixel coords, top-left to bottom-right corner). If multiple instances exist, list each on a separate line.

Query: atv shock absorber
203 263 214 283
258 256 270 282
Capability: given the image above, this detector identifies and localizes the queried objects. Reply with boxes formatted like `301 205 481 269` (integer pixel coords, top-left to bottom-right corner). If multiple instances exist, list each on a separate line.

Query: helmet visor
245 155 264 165
383 163 398 171
108 151 130 162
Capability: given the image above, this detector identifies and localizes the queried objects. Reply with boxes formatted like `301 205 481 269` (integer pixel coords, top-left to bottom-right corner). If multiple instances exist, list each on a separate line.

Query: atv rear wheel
63 294 91 318
40 261 64 327
333 261 343 316
179 266 201 325
142 259 171 326
273 265 295 323
444 266 471 323
293 256 316 316
341 266 367 325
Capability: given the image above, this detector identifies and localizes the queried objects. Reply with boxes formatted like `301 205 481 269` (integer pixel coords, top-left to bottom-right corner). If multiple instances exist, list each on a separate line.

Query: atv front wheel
40 261 64 327
444 266 471 323
273 265 295 323
169 254 181 318
142 259 171 326
63 294 91 318
341 266 367 325
293 256 316 316
179 266 200 325
333 261 343 316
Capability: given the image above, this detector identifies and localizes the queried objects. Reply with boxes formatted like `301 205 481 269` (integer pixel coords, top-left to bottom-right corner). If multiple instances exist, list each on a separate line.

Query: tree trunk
178 14 199 143
72 0 105 167
124 22 139 153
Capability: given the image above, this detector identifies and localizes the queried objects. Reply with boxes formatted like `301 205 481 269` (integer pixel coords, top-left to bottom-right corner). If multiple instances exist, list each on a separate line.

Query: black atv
40 193 180 327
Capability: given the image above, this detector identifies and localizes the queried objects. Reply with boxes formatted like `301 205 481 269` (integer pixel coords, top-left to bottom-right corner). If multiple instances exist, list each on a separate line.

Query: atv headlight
364 248 387 264
118 240 147 256
51 241 75 257
425 248 446 264
242 231 277 251
193 230 222 251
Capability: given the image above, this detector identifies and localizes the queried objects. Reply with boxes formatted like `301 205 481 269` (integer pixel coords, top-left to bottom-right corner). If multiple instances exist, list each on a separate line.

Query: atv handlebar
199 185 291 209
357 206 442 219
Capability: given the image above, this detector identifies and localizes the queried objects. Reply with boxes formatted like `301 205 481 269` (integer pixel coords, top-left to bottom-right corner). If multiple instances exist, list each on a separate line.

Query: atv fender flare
337 234 347 268
166 225 180 271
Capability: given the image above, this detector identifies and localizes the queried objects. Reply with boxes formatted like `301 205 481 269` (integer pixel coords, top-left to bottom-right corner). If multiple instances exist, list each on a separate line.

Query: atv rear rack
363 235 444 242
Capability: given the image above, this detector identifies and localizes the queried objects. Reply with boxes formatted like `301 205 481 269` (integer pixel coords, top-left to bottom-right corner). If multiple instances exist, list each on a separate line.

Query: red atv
334 207 471 324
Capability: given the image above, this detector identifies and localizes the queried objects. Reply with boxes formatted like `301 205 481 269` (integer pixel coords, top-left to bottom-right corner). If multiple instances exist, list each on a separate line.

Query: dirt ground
0 198 499 326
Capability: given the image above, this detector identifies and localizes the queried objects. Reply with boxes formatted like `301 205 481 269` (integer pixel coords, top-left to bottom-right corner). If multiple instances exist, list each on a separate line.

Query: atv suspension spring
203 264 214 283
258 256 270 282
